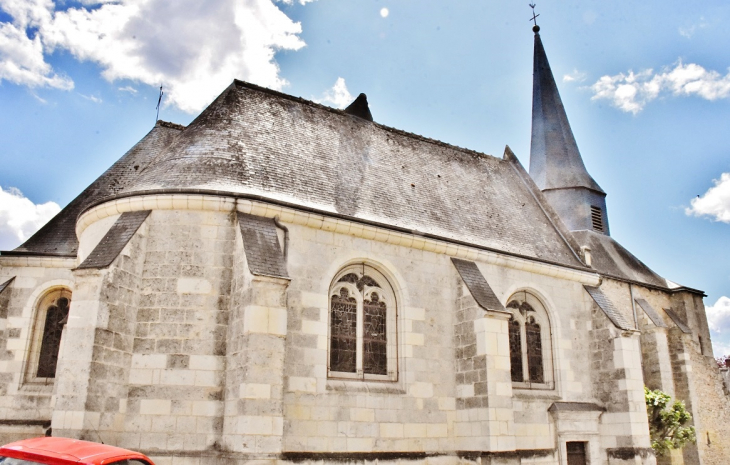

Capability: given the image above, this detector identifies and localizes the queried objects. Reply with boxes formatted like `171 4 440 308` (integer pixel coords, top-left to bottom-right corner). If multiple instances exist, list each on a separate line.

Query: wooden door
566 441 587 465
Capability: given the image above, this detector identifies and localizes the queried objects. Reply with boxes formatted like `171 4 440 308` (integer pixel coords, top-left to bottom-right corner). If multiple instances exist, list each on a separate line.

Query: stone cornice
0 255 77 268
76 193 601 286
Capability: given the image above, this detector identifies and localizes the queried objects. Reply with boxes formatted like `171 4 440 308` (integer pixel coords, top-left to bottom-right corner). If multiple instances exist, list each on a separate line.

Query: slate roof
548 402 605 412
77 211 151 269
1 80 695 295
451 258 506 312
529 32 603 194
0 277 13 295
3 122 183 257
584 285 635 331
634 298 668 328
572 230 667 288
106 81 586 269
664 308 692 334
237 212 289 279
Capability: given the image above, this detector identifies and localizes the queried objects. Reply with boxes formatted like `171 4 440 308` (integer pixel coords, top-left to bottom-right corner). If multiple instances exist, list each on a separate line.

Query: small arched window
328 264 397 381
26 288 71 382
506 291 553 389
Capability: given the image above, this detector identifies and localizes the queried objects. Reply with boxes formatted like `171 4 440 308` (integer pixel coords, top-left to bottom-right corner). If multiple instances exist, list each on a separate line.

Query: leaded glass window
525 316 544 384
328 265 397 381
36 295 70 378
509 316 523 382
330 288 357 373
25 288 71 383
506 291 553 388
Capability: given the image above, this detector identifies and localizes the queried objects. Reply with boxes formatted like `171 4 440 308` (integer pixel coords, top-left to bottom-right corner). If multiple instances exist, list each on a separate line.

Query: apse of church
0 25 728 465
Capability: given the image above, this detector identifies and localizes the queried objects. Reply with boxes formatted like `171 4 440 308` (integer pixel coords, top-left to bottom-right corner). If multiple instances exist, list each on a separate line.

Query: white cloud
80 93 102 103
706 296 730 357
29 90 47 103
686 172 730 223
380 8 389 18
679 17 707 39
590 61 730 114
0 0 312 112
118 85 137 94
0 18 73 89
563 69 586 83
318 77 353 109
0 186 60 251
277 0 316 4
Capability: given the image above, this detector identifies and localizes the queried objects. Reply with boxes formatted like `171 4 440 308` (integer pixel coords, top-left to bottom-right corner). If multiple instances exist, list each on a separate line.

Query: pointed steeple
529 27 610 235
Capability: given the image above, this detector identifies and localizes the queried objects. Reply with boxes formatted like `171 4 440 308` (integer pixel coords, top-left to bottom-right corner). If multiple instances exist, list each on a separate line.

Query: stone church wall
5 200 716 465
281 222 456 454
588 281 654 464
52 217 150 444
117 210 234 452
0 258 75 443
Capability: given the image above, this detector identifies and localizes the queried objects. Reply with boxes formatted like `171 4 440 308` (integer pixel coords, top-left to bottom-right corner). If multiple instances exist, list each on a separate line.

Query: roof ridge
155 120 186 131
232 79 500 162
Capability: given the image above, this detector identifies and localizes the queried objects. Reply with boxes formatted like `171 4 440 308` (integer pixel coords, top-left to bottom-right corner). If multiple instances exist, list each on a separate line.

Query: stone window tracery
25 288 71 383
328 265 397 381
506 291 553 389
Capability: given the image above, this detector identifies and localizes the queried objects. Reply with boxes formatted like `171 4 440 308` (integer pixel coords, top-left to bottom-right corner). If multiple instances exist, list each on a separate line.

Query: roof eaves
0 251 77 258
597 272 705 297
79 188 598 276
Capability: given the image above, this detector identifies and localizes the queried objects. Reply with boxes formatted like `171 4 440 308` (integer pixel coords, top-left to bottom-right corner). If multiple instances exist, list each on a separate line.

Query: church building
1 26 728 465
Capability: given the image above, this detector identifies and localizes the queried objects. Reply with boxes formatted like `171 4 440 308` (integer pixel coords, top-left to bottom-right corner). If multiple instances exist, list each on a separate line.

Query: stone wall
690 349 730 465
281 222 455 454
589 284 654 464
0 258 75 444
52 218 149 443
453 275 516 453
119 210 234 453
0 200 695 465
222 223 289 455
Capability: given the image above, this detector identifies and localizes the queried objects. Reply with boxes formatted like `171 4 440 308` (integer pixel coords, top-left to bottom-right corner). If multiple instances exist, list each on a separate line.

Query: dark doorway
566 441 587 465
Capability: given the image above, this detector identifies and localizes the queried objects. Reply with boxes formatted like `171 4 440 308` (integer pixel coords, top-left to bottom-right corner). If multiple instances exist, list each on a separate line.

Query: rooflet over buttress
344 93 373 121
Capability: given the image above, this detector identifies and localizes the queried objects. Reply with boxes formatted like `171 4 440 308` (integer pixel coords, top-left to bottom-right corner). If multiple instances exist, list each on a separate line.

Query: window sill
512 385 560 400
19 381 54 394
326 378 405 394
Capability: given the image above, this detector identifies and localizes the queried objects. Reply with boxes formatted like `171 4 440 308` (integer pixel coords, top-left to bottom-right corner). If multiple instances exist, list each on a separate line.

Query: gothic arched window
506 291 553 388
26 288 71 382
328 265 397 381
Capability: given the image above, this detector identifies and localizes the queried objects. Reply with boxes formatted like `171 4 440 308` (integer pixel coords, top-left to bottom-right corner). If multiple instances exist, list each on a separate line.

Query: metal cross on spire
529 4 540 32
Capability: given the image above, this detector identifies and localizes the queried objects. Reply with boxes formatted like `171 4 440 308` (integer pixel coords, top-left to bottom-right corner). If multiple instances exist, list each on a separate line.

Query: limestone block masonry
0 197 728 465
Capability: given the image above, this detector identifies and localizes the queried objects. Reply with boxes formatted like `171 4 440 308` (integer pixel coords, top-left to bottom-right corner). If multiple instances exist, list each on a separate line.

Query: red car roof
0 437 154 465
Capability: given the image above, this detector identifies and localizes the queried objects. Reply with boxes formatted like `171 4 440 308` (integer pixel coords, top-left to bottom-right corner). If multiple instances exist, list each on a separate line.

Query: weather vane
529 3 540 32
156 85 164 122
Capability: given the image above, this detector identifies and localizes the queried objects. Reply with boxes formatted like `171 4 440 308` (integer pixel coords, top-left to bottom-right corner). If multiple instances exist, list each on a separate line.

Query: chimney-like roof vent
344 93 373 121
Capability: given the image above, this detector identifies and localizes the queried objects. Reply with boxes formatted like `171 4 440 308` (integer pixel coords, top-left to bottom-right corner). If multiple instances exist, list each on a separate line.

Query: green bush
645 387 696 456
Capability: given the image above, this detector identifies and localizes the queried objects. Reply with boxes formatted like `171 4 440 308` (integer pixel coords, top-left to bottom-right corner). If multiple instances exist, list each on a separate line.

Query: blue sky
1 0 729 354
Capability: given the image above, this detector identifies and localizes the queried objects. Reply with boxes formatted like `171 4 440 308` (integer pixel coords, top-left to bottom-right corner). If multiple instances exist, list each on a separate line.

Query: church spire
528 23 610 235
